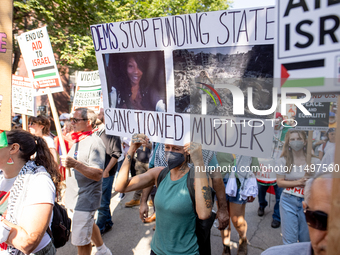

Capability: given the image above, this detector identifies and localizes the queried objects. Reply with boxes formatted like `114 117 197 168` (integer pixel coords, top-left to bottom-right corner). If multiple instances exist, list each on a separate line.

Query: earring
288 147 291 151
7 157 14 165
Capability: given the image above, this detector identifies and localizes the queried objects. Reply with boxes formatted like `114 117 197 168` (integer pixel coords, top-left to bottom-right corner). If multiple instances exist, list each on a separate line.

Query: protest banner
17 27 63 95
92 6 276 157
12 75 36 116
295 101 331 131
0 0 13 131
274 0 340 93
72 71 102 113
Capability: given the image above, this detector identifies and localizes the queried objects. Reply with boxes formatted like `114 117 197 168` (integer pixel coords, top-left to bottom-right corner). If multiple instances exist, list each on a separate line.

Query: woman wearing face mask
115 134 212 255
276 130 320 244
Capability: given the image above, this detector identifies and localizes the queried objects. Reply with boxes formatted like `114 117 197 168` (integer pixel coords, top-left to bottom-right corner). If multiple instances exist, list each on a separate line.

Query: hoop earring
7 157 14 165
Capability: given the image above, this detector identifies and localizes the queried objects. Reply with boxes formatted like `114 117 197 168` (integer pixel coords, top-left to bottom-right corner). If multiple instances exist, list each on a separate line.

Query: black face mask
165 151 185 170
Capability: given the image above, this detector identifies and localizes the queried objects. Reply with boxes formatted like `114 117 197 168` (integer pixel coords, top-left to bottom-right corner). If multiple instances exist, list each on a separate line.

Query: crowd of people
0 109 336 255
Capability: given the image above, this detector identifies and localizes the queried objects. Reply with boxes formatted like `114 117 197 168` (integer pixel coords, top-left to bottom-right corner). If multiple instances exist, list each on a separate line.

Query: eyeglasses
304 206 328 231
28 122 36 126
70 118 88 123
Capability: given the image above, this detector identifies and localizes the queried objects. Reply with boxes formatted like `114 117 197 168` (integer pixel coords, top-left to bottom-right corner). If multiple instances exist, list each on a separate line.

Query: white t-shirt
0 173 55 253
318 141 335 156
276 157 320 198
43 136 56 149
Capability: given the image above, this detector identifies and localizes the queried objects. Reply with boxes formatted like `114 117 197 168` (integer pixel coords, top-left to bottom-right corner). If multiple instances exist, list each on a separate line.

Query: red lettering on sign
32 40 42 50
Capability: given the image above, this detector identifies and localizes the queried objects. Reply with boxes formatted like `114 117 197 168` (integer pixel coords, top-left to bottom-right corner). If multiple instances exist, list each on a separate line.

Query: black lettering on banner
105 109 113 130
237 10 249 42
126 21 134 48
152 18 162 47
285 23 291 50
250 121 265 151
165 114 173 139
134 21 144 47
213 118 223 145
225 120 238 147
141 19 149 47
228 11 241 43
120 22 129 49
174 115 184 141
135 111 142 133
175 16 186 47
165 17 176 47
239 121 248 149
148 113 156 136
249 8 264 41
156 113 164 137
295 20 313 48
127 111 135 134
284 0 309 17
265 7 275 40
204 118 213 145
119 110 127 132
113 110 119 131
189 14 199 44
191 117 203 143
217 12 230 45
199 13 209 44
320 15 339 45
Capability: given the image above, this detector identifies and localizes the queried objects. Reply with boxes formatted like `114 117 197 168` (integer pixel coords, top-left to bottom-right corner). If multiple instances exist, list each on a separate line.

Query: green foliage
13 0 231 71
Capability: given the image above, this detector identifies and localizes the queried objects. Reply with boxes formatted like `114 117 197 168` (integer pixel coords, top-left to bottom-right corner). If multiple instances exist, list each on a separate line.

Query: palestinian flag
0 131 8 148
31 65 57 80
281 59 325 87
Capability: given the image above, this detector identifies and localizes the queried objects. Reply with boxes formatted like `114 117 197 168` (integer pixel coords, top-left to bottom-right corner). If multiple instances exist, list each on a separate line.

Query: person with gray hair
61 108 112 255
262 172 332 255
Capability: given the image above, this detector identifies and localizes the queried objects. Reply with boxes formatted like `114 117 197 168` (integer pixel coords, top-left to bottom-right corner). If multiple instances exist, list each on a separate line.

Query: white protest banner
91 6 276 157
72 71 102 113
274 0 340 93
0 0 13 131
17 27 63 95
12 75 36 116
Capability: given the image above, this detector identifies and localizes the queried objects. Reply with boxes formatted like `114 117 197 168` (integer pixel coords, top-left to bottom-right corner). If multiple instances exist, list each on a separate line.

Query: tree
13 0 231 73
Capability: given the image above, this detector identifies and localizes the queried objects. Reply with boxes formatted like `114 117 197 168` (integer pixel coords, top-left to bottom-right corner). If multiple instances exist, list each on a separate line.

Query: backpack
47 202 72 248
157 166 216 255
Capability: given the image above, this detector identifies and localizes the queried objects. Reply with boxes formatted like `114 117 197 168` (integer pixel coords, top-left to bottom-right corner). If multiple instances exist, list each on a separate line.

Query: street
58 189 283 254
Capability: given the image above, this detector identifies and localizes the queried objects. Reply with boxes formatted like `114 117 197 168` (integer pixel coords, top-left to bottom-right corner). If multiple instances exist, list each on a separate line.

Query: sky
231 0 275 9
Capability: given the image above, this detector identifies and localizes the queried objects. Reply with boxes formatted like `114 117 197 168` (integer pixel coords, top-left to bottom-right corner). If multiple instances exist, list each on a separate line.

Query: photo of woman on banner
103 51 166 112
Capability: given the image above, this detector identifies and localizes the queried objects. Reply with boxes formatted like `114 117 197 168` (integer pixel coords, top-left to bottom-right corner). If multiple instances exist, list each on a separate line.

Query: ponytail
7 130 61 195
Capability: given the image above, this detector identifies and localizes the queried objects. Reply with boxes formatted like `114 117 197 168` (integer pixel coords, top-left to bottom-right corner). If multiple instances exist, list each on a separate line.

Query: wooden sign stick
327 97 340 255
47 87 71 177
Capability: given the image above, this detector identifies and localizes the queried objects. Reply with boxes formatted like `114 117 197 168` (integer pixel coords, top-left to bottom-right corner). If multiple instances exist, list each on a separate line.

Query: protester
115 134 212 255
257 112 286 229
62 108 111 255
28 115 59 163
220 154 259 255
95 108 122 235
125 144 151 208
276 129 320 244
262 172 332 255
318 128 336 160
328 111 336 128
0 130 61 254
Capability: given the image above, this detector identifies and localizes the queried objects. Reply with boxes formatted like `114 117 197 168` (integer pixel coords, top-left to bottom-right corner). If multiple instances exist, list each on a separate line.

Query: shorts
68 209 95 246
223 176 247 205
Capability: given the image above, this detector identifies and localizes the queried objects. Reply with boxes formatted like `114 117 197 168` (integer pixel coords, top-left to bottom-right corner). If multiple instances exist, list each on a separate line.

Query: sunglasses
28 122 36 126
304 207 328 231
70 118 88 123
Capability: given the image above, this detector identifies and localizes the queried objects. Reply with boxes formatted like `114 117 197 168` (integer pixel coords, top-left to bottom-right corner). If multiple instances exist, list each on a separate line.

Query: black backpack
157 166 216 255
47 202 72 248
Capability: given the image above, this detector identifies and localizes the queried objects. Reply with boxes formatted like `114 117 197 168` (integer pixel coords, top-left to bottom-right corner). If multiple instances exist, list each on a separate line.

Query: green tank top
151 171 199 255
